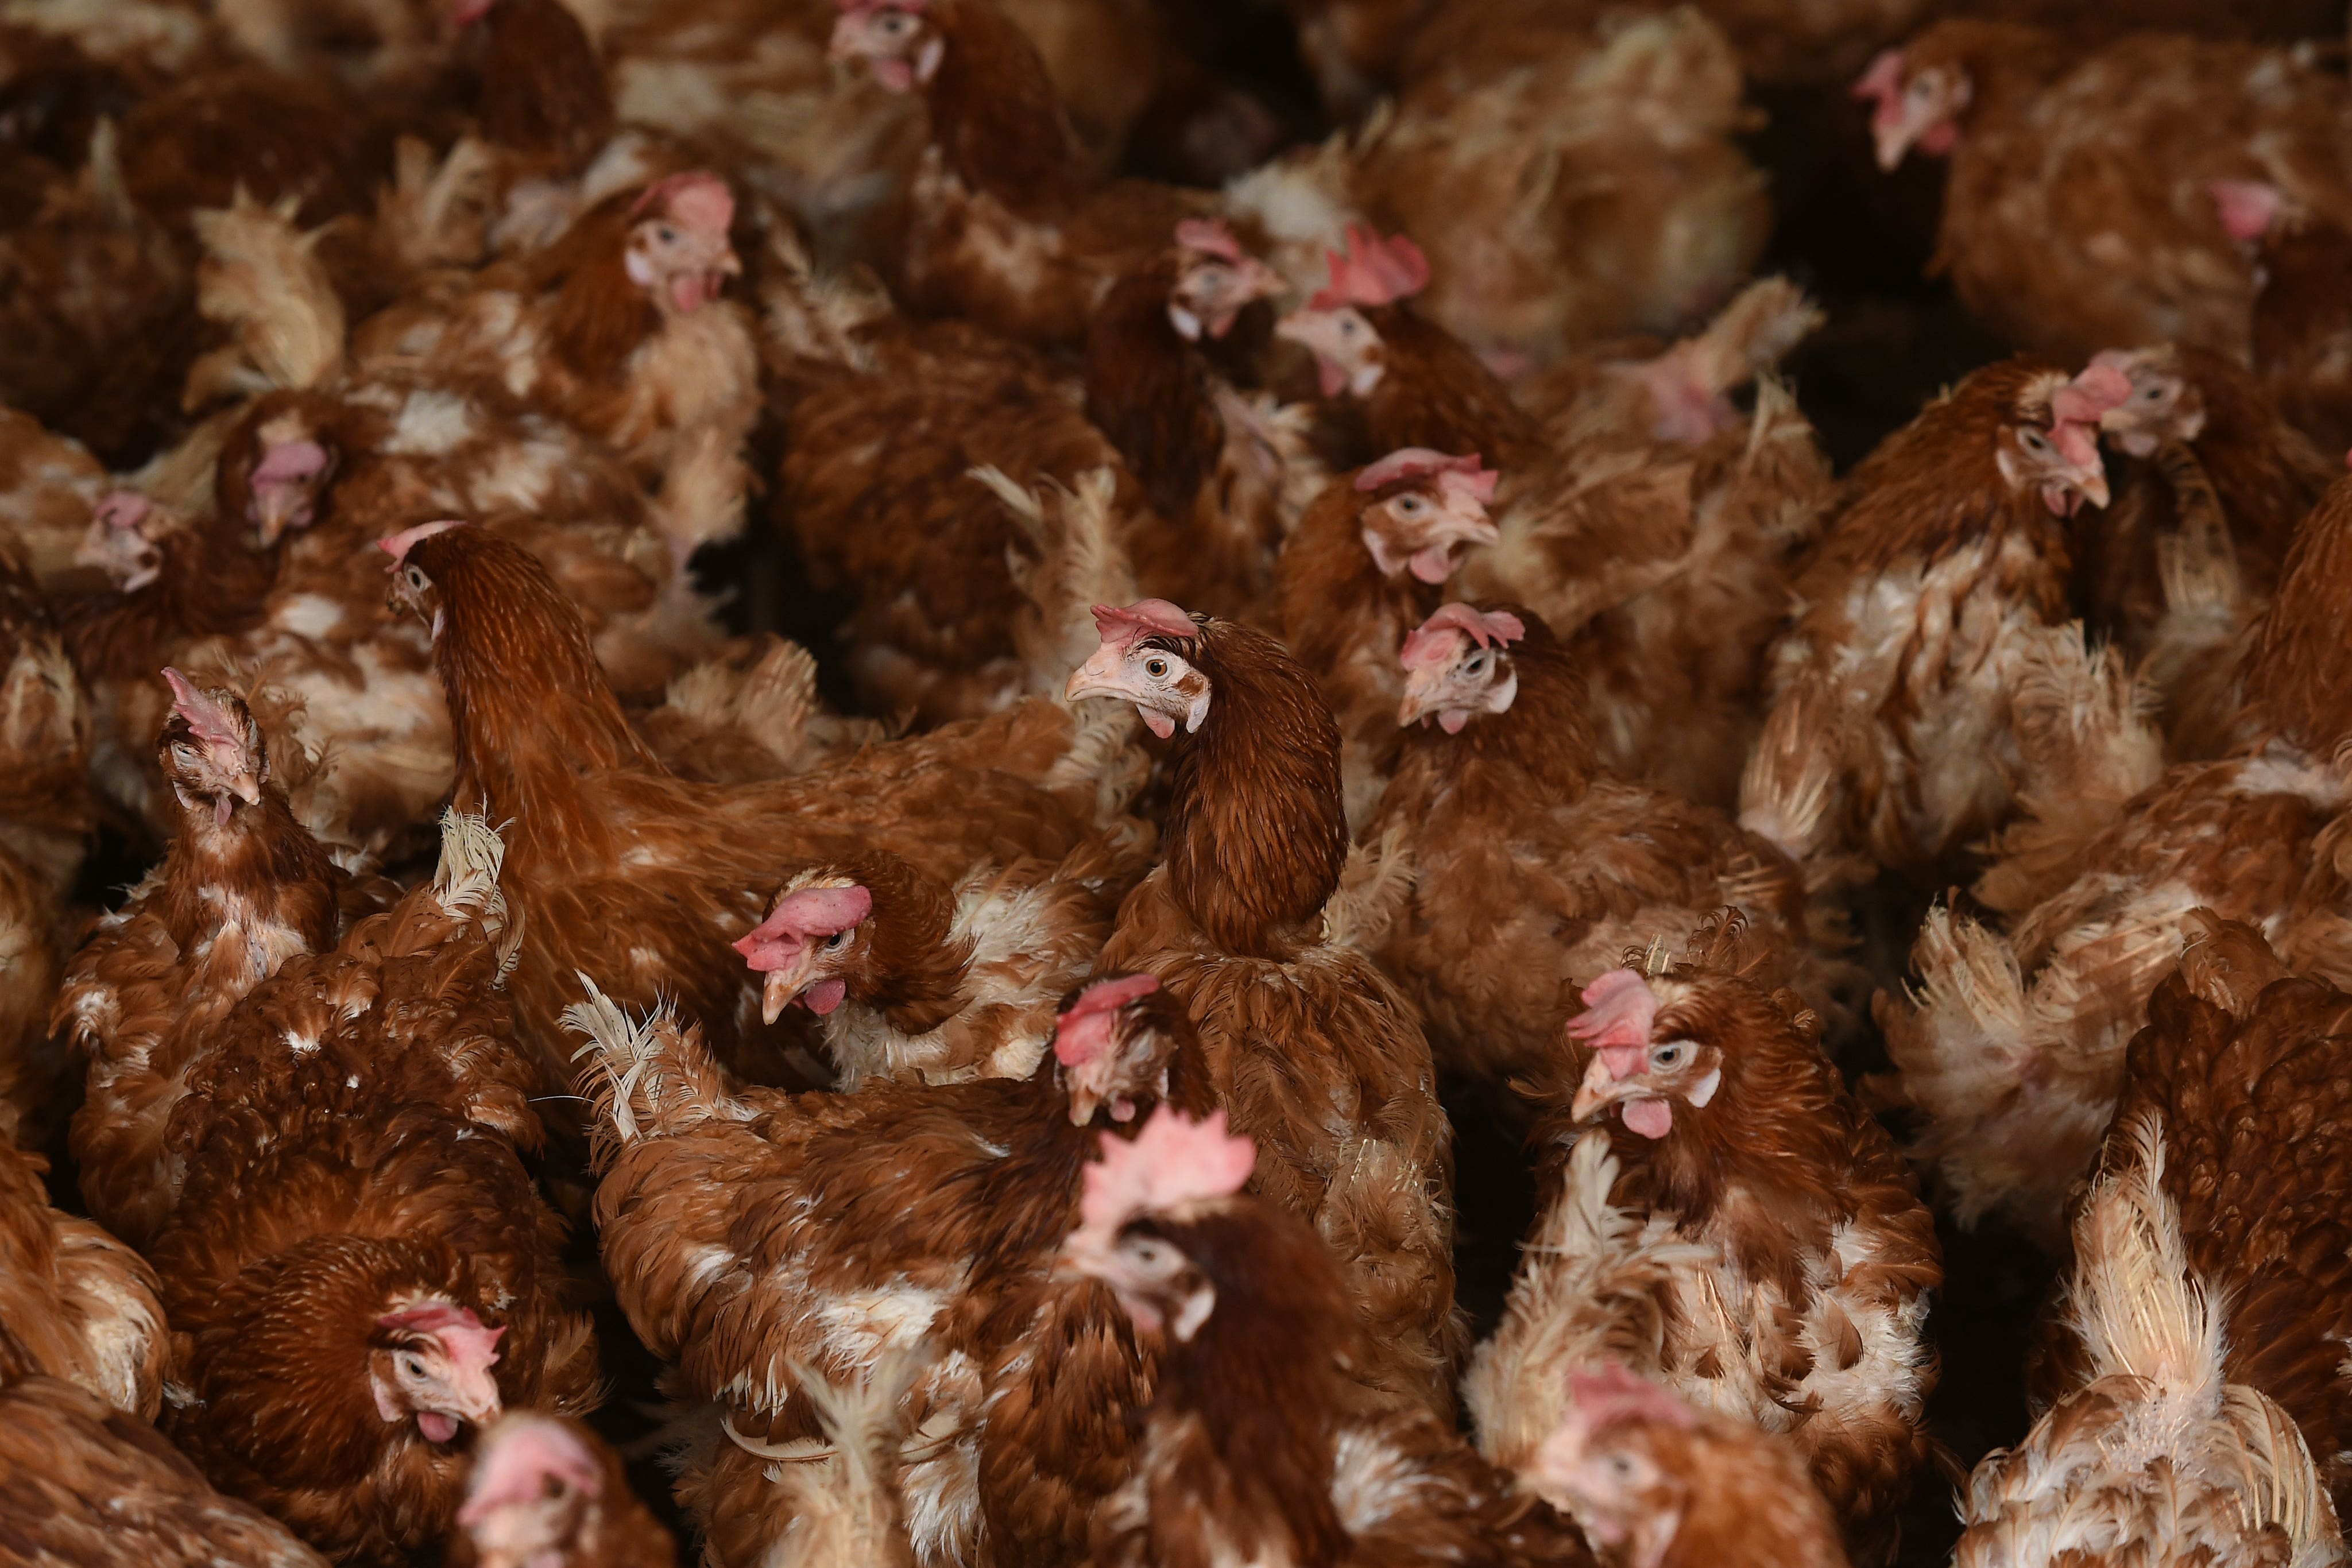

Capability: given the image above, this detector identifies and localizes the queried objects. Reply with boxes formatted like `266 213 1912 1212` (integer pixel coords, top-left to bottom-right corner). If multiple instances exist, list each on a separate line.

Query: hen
1465 932 1940 1565
1522 1364 1849 1568
567 969 1214 1568
1371 603 1825 1086
825 0 1211 349
56 673 388 1245
1275 449 1500 828
0 1139 166 1420
145 811 601 1565
0 1373 331 1568
389 519 1136 1098
1858 20 2352 364
1348 0 1769 367
1068 598 1463 1415
1880 473 2352 1241
733 834 1142 1089
1063 1105 1596 1568
1740 355 2127 882
351 169 757 533
453 1414 679 1568
2225 184 2352 456
1956 1097 2343 1566
1286 248 1833 807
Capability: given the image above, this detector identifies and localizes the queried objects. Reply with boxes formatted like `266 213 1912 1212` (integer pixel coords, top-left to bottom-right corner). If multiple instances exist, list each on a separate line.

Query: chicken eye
405 566 427 591
881 11 909 31
402 1356 428 1379
1649 1042 1687 1071
1394 495 1426 515
1464 653 1486 673
1338 318 1359 336
1907 78 1934 100
2018 429 2049 454
2140 385 2165 401
1143 656 1169 679
656 225 677 244
1607 1453 1637 1477
823 930 849 950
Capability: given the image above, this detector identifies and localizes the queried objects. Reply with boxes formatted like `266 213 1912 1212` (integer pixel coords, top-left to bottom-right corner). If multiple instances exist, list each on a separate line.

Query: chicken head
458 1414 605 1568
371 1299 505 1445
1276 225 1429 398
158 668 266 826
625 173 741 317
1396 602 1525 732
1853 48 1970 172
243 408 336 546
1167 219 1285 342
1996 363 2128 517
733 876 875 1022
1565 969 1722 1141
828 0 942 94
1355 451 1500 585
2088 346 2207 459
1526 1364 1699 1568
1051 972 1170 1126
1064 599 1211 739
76 491 169 591
382 519 467 637
1061 1106 1255 1339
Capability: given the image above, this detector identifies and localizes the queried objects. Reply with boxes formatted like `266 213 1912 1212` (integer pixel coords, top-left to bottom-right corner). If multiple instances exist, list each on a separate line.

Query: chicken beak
252 488 307 548
231 772 262 806
1063 644 1136 707
1871 123 1910 173
2074 464 2111 510
1236 258 1286 307
448 1373 504 1432
1569 1053 1623 1122
1396 665 1453 729
758 950 819 1025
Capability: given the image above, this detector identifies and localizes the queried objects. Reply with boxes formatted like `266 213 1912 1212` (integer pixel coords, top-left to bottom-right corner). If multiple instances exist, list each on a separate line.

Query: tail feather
424 808 522 977
1689 276 1823 394
1739 679 1849 881
561 977 736 1165
187 187 346 397
1464 1132 1709 1470
1318 826 1415 953
1975 624 2161 917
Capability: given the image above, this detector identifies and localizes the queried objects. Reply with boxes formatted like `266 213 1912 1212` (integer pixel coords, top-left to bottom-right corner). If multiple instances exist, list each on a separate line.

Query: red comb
161 668 244 750
1054 974 1160 1067
1175 218 1243 262
1399 603 1524 671
377 1302 505 1376
2050 362 2132 470
1567 1362 1697 1433
378 519 463 563
2210 179 2282 244
1089 599 1198 653
1308 224 1430 311
630 171 735 235
1566 969 1657 1081
1069 1107 1254 1259
1852 49 1903 104
734 884 872 969
1355 449 1497 502
459 1417 602 1528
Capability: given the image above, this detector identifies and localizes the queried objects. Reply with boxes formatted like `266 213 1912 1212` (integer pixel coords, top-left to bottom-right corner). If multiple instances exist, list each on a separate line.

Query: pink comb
1089 599 1198 654
1356 448 1498 503
1566 969 1657 1082
2050 362 2132 470
378 1302 505 1376
2211 179 2283 245
734 884 873 970
252 439 328 486
1070 1107 1254 1259
95 491 152 532
1054 974 1160 1067
1399 603 1525 671
160 668 245 750
630 172 735 236
379 518 463 563
1566 1362 1697 1433
1175 218 1243 262
459 1416 602 1527
1308 225 1430 311
1852 48 1903 106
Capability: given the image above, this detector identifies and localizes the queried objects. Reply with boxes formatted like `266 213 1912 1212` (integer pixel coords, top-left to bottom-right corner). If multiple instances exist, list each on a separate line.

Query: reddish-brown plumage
577 978 1212 1567
1085 611 1460 1411
1084 1187 1594 1568
1374 606 1821 1082
2238 474 2352 754
2251 213 2352 454
474 0 616 176
0 1139 165 1422
1355 304 1550 471
400 525 1112 1098
2032 915 2352 1515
